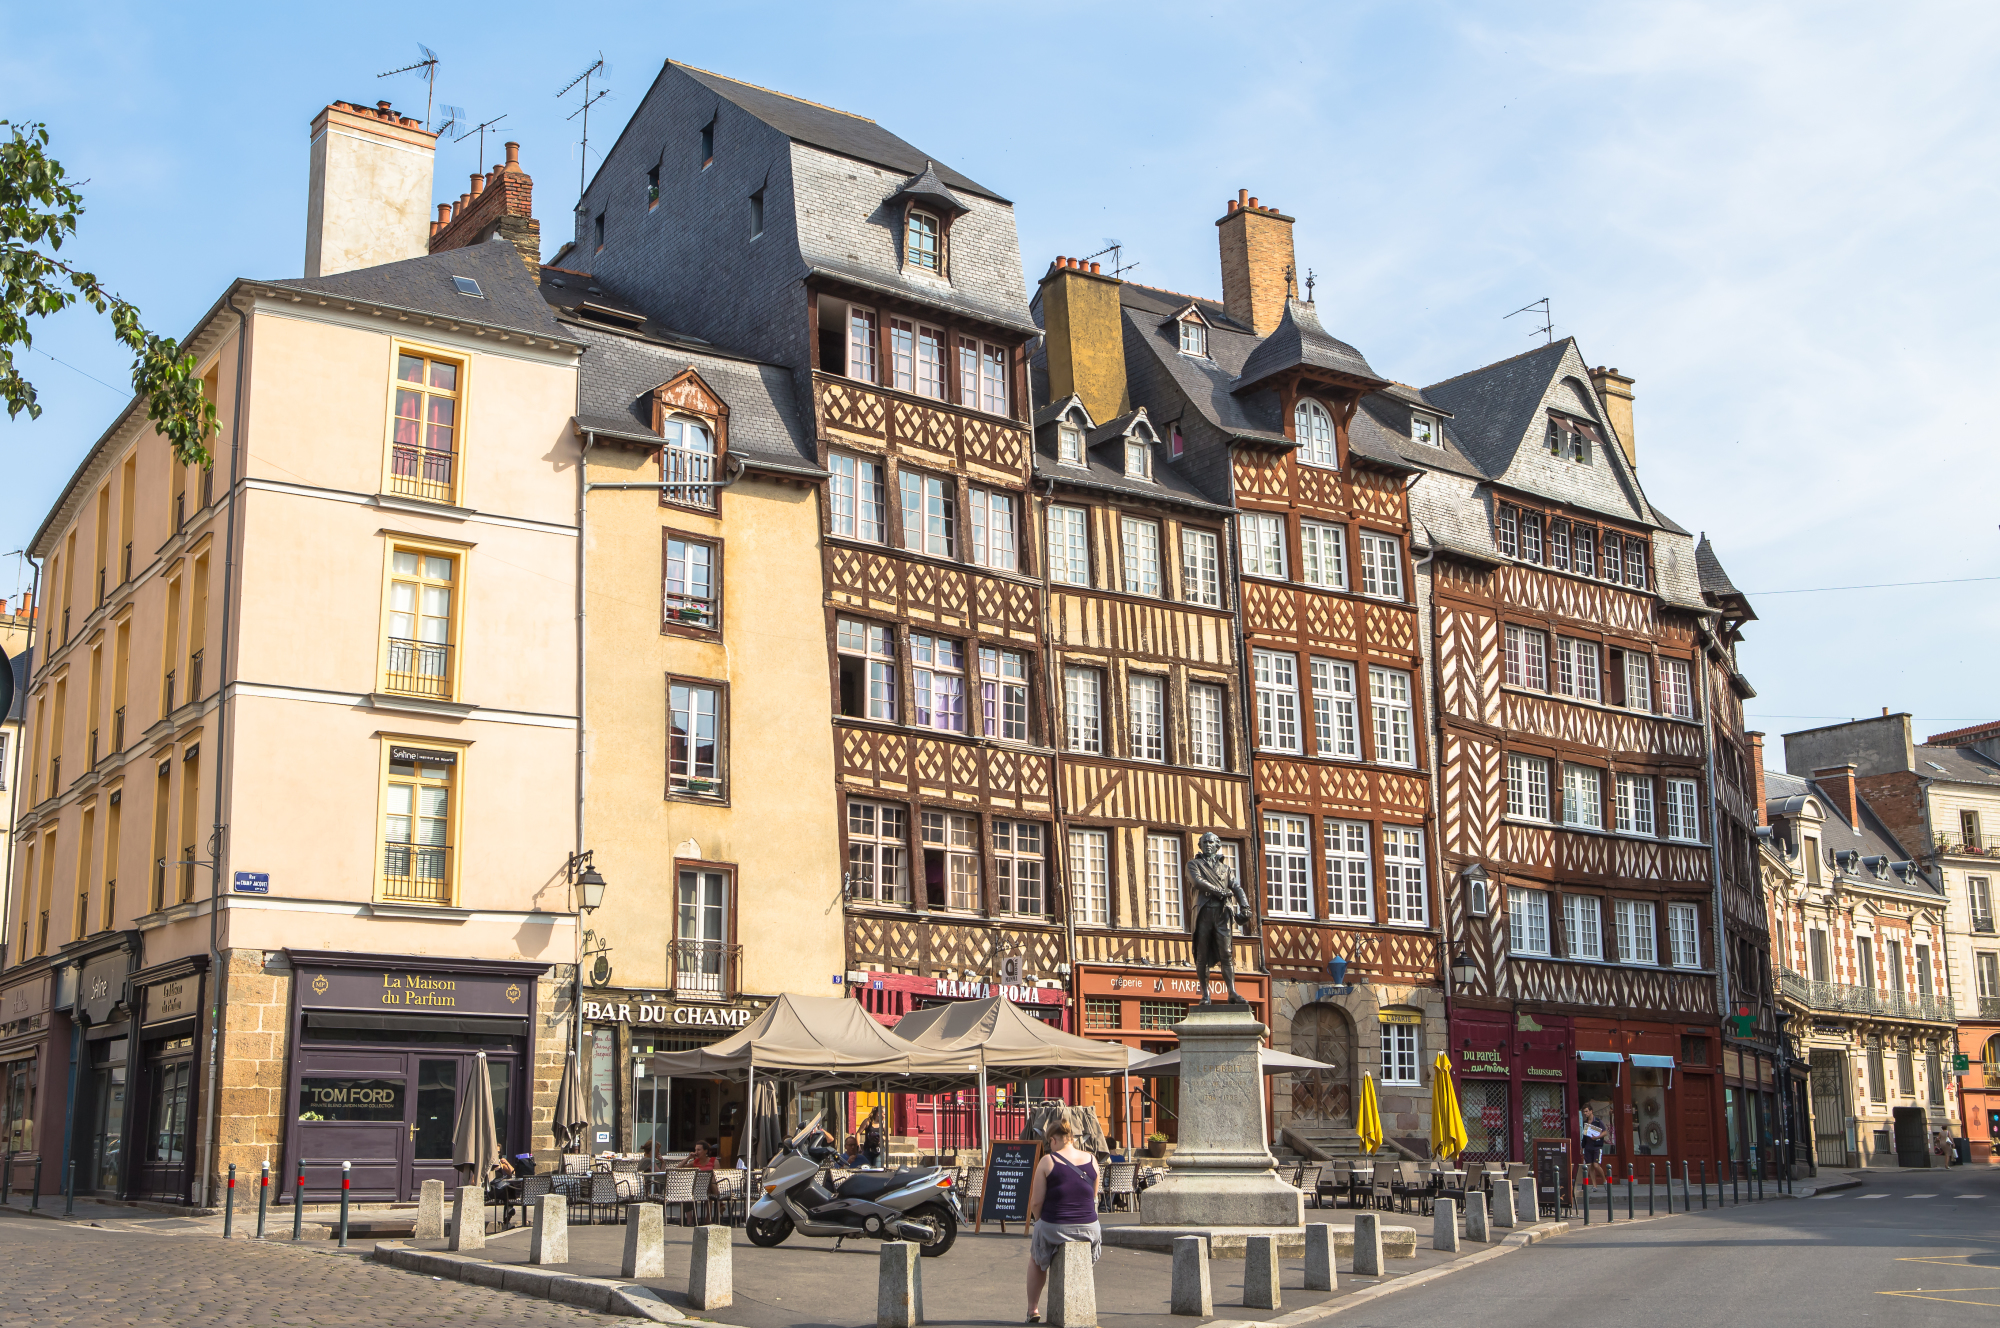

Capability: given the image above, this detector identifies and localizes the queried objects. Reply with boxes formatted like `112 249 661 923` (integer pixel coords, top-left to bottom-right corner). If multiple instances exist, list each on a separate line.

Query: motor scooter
745 1113 960 1256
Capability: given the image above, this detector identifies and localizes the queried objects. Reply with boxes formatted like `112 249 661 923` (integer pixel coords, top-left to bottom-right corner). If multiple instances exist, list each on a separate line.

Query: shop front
1574 1018 1722 1179
0 967 60 1196
1447 1009 1572 1169
579 988 768 1163
126 957 207 1203
1075 967 1270 1152
67 936 139 1199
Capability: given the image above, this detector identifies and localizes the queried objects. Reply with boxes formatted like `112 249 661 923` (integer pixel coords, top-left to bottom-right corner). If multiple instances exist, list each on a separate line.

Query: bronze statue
1186 832 1251 1004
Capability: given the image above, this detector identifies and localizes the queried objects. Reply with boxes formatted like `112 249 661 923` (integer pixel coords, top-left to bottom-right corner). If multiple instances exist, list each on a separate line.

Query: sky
4 0 1996 761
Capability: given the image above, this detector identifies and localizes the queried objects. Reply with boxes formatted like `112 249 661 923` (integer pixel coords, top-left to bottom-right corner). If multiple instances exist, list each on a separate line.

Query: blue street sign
233 872 270 895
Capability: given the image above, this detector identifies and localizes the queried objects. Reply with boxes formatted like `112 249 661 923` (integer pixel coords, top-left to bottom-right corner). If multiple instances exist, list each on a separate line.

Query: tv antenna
454 113 509 171
1505 297 1553 344
1081 239 1140 279
559 56 610 199
436 104 466 138
377 43 440 131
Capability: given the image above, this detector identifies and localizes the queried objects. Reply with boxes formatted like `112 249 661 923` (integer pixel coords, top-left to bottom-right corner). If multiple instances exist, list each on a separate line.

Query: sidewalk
0 1189 424 1239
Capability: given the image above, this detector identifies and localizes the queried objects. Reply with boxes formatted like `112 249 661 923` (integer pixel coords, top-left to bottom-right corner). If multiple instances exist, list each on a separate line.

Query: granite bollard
1491 1176 1517 1228
530 1194 568 1265
1516 1177 1538 1225
1465 1190 1491 1243
1048 1240 1097 1327
1244 1233 1280 1310
1303 1223 1336 1292
877 1241 920 1328
1170 1235 1211 1316
622 1203 664 1278
449 1186 485 1252
415 1180 445 1241
1433 1196 1460 1252
690 1225 733 1311
1353 1211 1384 1277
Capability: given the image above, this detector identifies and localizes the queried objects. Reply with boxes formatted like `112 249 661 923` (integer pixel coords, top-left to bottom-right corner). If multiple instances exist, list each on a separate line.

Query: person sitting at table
836 1134 868 1168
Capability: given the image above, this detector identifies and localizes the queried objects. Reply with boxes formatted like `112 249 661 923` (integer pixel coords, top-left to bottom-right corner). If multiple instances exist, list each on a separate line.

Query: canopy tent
892 997 1136 1081
645 992 978 1087
1122 1046 1339 1076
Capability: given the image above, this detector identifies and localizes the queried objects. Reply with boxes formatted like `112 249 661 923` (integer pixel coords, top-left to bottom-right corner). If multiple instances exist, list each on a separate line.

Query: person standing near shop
1579 1106 1611 1185
1024 1115 1101 1325
862 1106 885 1169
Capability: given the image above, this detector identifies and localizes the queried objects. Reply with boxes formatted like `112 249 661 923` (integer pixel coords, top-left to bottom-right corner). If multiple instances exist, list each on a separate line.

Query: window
1508 754 1551 821
1383 826 1426 924
1254 650 1301 753
910 634 966 733
1804 836 1822 885
847 306 879 384
1058 425 1084 466
646 164 660 206
847 799 909 903
1047 505 1090 586
1380 1018 1421 1085
1897 1042 1915 1097
829 453 887 542
1866 1040 1886 1102
1614 899 1657 965
978 648 1028 742
1971 876 1994 931
1975 951 1998 999
1238 512 1287 579
661 418 717 510
1573 527 1596 576
668 680 723 796
921 811 980 910
1615 774 1656 836
1300 521 1347 590
899 470 955 556
1886 938 1904 991
1662 658 1694 718
1294 399 1337 468
663 535 717 630
1121 516 1162 596
994 820 1045 916
1509 887 1551 955
593 212 605 250
1064 666 1103 753
1182 529 1220 606
1188 683 1225 769
1358 532 1403 599
1311 658 1359 759
1069 828 1109 925
1264 814 1312 916
1369 667 1414 766
384 549 455 699
388 350 460 503
1564 894 1603 961
889 319 946 400
1857 936 1876 989
1139 1001 1181 1030
749 188 765 238
1084 997 1119 1030
1622 650 1653 712
1496 504 1518 558
836 618 896 721
979 342 1009 416
1323 820 1372 920
1916 944 1933 996
1519 512 1543 563
1170 424 1183 458
1601 532 1622 583
1659 901 1700 968
1129 675 1165 762
1411 414 1436 445
674 867 728 996
905 210 940 272
969 488 1017 571
1624 539 1648 589
1504 625 1548 691
382 746 456 904
1549 520 1571 571
1562 764 1603 829
1179 319 1207 356
1124 440 1150 479
699 118 714 167
1555 637 1601 701
1146 834 1184 929
1664 778 1700 841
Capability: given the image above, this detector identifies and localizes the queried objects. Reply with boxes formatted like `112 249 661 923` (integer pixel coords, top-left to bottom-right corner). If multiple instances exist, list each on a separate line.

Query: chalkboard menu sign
978 1141 1042 1232
1535 1139 1570 1215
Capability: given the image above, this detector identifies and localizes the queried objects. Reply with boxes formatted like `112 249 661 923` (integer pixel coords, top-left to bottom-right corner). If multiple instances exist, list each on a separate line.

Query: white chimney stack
304 100 438 278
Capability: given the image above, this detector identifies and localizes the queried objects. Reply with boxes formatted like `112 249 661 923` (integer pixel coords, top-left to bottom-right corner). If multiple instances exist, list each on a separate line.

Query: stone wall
209 947 294 1195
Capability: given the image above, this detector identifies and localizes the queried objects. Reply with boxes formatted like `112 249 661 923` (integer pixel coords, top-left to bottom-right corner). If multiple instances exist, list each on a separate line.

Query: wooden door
1677 1071 1716 1165
1288 1004 1353 1123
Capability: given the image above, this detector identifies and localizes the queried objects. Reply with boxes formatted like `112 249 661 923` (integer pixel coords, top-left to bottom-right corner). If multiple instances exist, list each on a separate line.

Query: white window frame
1120 515 1162 596
1058 425 1085 466
829 452 887 543
1623 650 1653 713
1179 319 1207 356
1662 657 1694 718
1496 504 1518 558
1311 658 1359 760
978 647 1029 743
1504 625 1548 691
1129 674 1166 762
1295 398 1337 468
1380 1021 1421 1085
1263 813 1313 917
1181 528 1221 606
1069 828 1109 926
1509 886 1551 956
1300 520 1348 590
1146 833 1184 929
1574 527 1596 577
905 209 941 273
1615 774 1656 836
1564 894 1603 961
1507 753 1551 821
1519 511 1544 564
1624 539 1648 589
1124 439 1151 480
837 617 897 722
1549 520 1571 571
1664 778 1701 842
1668 902 1701 968
1047 505 1090 586
899 469 954 557
1254 650 1302 753
1383 826 1427 925
993 819 1045 917
921 809 981 910
846 304 879 385
1369 666 1414 766
910 633 966 734
1555 636 1601 702
1323 819 1373 921
846 798 910 903
1238 512 1288 580
1063 665 1103 754
1358 531 1403 599
1615 898 1658 965
1562 763 1603 830
1188 682 1225 770
1411 413 1436 446
969 487 1017 571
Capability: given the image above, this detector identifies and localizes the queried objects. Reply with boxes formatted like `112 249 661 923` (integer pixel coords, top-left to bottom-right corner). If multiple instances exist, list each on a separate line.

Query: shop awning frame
1577 1049 1623 1086
1629 1053 1676 1087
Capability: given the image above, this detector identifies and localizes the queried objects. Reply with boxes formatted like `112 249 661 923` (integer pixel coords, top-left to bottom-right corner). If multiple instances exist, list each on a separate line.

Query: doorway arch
1289 1003 1356 1124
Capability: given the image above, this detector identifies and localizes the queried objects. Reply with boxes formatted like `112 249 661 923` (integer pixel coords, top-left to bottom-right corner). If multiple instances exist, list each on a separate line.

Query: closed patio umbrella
1431 1053 1468 1162
453 1051 500 1184
1357 1072 1384 1157
554 1024 588 1153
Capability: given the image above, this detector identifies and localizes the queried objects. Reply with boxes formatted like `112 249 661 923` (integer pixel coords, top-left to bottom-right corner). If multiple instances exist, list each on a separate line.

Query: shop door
409 1054 518 1196
130 1038 197 1203
1459 1080 1509 1165
1288 1004 1353 1124
1522 1083 1566 1164
296 1052 409 1199
1892 1107 1929 1167
1678 1072 1716 1166
1809 1050 1849 1167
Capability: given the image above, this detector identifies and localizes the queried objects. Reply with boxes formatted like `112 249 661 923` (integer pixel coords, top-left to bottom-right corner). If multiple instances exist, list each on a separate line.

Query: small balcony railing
388 445 456 504
174 491 186 531
163 669 176 713
113 707 125 752
180 844 196 903
89 728 99 768
662 443 716 510
96 567 106 607
188 649 203 701
1938 834 2000 857
669 939 740 1001
1980 995 2000 1020
1973 913 1996 935
200 466 213 508
383 638 453 699
1779 969 1955 1022
122 542 132 583
381 842 452 904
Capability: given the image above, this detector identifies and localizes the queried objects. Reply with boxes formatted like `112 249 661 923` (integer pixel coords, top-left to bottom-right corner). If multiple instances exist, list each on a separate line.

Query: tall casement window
1857 936 1876 989
1358 532 1403 599
1621 650 1653 712
388 350 462 504
994 820 1045 916
663 534 718 631
829 453 887 542
1510 887 1551 955
969 488 1017 571
384 548 457 700
1058 424 1085 466
1124 440 1151 480
1555 637 1601 701
1369 667 1415 766
381 745 457 904
1300 521 1347 590
1324 819 1372 921
1182 528 1221 606
1973 951 1998 999
1970 876 1994 931
1120 516 1162 596
661 418 717 510
1601 532 1623 583
1573 527 1596 576
899 470 955 556
910 634 966 733
1614 899 1657 965
1519 512 1544 563
1615 774 1656 836
1129 675 1165 762
1238 512 1287 579
674 866 729 997
1311 658 1359 759
978 648 1028 742
1064 666 1103 754
847 306 879 384
1188 682 1225 769
905 210 941 272
1380 1015 1421 1085
1254 650 1301 753
1564 894 1604 961
668 679 724 797
1069 828 1110 925
921 811 981 910
1146 834 1184 929
1294 398 1337 468
1668 903 1701 968
1383 827 1427 925
1624 538 1649 589
1549 520 1571 571
836 618 897 721
1263 814 1313 917
847 799 909 903
1663 778 1701 841
890 318 946 399
1507 753 1551 821
1504 625 1548 691
1866 1039 1886 1102
1662 657 1694 718
1562 764 1604 830
958 339 1009 416
1495 504 1519 558
1047 505 1090 586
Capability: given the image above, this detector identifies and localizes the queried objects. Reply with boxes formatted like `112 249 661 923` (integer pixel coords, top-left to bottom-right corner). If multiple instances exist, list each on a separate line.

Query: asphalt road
1360 1165 2000 1328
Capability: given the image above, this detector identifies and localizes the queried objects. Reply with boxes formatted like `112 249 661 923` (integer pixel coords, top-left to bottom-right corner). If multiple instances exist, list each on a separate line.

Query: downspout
1221 470 1261 979
1699 620 1732 1172
573 413 589 1160
1034 473 1075 1054
1408 507 1446 1003
2 553 42 971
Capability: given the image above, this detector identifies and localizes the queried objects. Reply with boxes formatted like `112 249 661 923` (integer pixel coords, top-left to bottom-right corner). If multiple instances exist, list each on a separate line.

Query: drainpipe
1 552 41 971
1034 473 1075 1052
1698 620 1732 1170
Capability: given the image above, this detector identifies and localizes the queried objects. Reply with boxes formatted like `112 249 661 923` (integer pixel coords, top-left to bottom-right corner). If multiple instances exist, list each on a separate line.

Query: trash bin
1953 1137 1972 1166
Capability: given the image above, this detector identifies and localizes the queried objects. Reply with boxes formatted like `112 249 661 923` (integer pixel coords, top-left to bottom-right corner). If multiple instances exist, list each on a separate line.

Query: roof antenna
1080 239 1140 279
559 56 610 202
1505 297 1553 344
454 113 509 172
378 44 440 131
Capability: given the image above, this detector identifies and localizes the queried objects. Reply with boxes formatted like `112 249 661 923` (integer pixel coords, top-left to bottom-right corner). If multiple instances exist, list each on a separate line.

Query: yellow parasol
1431 1052 1468 1162
1357 1072 1384 1155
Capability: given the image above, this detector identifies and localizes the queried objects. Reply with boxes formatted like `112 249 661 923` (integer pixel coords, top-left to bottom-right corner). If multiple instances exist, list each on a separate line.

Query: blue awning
1576 1051 1625 1063
1629 1054 1676 1068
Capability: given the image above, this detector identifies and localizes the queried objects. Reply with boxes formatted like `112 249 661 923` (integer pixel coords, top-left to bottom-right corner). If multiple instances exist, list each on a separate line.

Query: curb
371 1241 685 1320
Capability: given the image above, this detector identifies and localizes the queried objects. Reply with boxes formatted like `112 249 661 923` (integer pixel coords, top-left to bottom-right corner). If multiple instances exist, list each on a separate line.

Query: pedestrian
1579 1106 1609 1186
863 1106 885 1169
1024 1114 1100 1325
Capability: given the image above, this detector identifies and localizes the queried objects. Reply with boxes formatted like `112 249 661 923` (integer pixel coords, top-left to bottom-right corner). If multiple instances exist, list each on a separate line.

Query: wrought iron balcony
1980 995 2000 1020
381 842 452 904
383 638 453 700
1937 834 2000 857
668 939 741 1001
388 445 457 504
1778 969 1955 1022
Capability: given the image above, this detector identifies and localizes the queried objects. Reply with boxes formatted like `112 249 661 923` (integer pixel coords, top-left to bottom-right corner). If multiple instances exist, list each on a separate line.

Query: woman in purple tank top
1023 1114 1101 1323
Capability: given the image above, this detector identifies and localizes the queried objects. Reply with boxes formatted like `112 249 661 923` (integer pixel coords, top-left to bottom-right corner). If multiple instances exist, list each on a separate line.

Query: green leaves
1 119 216 467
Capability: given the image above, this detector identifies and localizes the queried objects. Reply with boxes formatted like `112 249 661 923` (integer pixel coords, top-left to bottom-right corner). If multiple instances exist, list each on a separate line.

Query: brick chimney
1747 731 1768 826
1037 256 1128 426
1589 366 1636 468
1216 189 1296 337
429 141 541 278
305 100 438 278
1814 764 1859 827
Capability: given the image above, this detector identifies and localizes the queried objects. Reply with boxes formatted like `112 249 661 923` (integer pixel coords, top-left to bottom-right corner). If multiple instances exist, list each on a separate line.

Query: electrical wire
1744 575 2000 595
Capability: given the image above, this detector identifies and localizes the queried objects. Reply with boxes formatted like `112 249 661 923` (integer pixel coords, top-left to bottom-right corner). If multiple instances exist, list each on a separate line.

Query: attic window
1059 425 1084 467
646 165 661 207
1546 416 1594 464
1411 413 1437 446
700 119 715 169
906 210 941 272
1179 320 1207 356
1125 440 1150 480
451 276 484 299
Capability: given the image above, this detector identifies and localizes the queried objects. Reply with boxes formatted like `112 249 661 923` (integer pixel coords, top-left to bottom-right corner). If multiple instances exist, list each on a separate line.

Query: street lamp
567 850 607 912
1322 954 1355 998
1449 952 1478 987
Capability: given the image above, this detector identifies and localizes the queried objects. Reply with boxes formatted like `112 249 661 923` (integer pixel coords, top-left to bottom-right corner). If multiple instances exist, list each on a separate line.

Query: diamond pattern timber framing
817 375 1025 481
1263 922 1438 983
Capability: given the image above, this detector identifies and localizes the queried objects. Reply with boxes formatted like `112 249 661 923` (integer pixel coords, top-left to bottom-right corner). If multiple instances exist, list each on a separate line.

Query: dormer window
1411 413 1436 446
1545 417 1593 464
1179 320 1207 356
1059 426 1084 466
1125 440 1150 480
906 211 941 272
1294 398 1336 469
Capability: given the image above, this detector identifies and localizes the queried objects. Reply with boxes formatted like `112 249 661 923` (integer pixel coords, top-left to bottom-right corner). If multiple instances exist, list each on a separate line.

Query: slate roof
893 162 970 215
540 268 716 351
274 236 566 341
1696 536 1741 596
1031 395 1231 514
1235 299 1383 391
1914 744 2000 787
1924 720 2000 746
1353 389 1485 481
6 648 30 723
1765 769 1940 896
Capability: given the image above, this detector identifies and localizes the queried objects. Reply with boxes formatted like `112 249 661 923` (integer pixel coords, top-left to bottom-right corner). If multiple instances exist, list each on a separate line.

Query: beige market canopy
892 996 1136 1080
1124 1046 1339 1076
644 992 977 1087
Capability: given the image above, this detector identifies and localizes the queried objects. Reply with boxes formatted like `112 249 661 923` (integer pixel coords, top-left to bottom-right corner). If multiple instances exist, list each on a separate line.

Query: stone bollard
1465 1190 1491 1243
415 1179 445 1241
1353 1212 1385 1277
1303 1223 1336 1292
530 1193 569 1265
1244 1233 1280 1311
1048 1240 1097 1327
877 1240 922 1328
1516 1178 1538 1226
449 1185 486 1252
1171 1234 1212 1316
622 1203 664 1278
690 1225 733 1312
1491 1176 1517 1229
1433 1196 1460 1252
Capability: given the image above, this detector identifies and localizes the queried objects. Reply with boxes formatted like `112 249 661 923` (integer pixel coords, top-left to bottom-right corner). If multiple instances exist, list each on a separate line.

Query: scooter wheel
912 1202 957 1257
746 1214 794 1247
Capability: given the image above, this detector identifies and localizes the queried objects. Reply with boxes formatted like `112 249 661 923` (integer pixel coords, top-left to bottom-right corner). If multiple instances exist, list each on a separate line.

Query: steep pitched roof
1235 299 1383 391
274 236 564 340
6 648 29 723
893 161 970 215
1695 536 1741 597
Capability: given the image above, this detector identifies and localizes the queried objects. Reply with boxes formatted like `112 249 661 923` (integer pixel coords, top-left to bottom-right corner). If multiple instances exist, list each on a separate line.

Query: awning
305 1011 529 1038
1629 1054 1676 1069
1576 1051 1625 1063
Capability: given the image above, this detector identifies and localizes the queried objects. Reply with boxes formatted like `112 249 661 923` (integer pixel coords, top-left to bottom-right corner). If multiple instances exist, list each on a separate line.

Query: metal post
338 1161 351 1248
1649 1163 1656 1216
292 1163 305 1240
1580 1170 1590 1224
223 1163 236 1237
1681 1160 1690 1212
1626 1164 1634 1219
1699 1159 1707 1209
257 1161 269 1240
1732 1159 1740 1205
32 1157 42 1211
64 1159 75 1216
3 1147 11 1205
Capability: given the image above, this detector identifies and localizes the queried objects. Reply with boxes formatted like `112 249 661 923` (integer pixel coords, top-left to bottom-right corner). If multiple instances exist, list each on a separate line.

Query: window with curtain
910 634 965 733
922 811 981 910
668 681 722 796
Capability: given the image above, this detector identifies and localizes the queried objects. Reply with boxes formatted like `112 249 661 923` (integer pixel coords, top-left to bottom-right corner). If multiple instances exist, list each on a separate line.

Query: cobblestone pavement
0 1217 599 1327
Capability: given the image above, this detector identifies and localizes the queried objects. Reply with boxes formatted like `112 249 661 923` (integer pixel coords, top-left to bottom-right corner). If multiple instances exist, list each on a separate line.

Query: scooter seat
835 1168 925 1200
